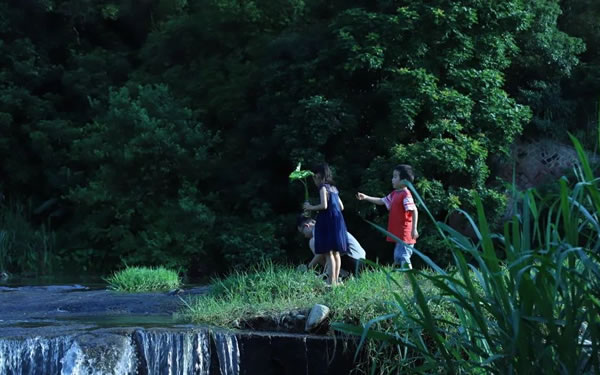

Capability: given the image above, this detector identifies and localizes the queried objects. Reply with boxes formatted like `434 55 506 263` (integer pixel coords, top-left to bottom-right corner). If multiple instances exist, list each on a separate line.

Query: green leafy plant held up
289 162 314 202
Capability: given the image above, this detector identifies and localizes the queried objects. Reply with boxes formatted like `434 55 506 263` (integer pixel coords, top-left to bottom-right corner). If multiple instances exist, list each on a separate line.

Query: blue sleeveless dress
314 184 348 254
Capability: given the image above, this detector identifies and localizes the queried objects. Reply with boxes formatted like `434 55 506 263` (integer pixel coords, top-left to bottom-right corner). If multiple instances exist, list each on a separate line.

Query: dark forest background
2 0 600 277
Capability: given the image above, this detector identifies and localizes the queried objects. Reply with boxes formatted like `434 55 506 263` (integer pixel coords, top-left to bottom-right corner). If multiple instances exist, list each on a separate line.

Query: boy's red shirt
382 188 416 244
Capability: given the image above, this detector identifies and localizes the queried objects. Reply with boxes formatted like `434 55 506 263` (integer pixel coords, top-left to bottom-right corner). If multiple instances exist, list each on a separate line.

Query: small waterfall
0 329 239 375
135 329 211 375
0 334 137 375
60 334 137 375
0 336 73 375
134 329 239 375
212 331 239 375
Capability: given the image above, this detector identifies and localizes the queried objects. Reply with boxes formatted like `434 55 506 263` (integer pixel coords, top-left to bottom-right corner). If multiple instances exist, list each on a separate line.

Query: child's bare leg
326 251 335 285
333 252 342 284
330 252 338 285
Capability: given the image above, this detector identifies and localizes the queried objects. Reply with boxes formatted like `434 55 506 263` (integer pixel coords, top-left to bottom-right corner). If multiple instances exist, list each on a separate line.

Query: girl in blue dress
303 163 348 285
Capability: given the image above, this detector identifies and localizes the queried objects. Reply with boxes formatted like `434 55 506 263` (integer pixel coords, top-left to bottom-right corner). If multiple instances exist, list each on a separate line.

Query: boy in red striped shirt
356 164 419 269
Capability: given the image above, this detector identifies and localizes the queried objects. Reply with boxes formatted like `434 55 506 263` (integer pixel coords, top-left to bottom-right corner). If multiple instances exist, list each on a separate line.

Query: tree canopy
0 0 596 275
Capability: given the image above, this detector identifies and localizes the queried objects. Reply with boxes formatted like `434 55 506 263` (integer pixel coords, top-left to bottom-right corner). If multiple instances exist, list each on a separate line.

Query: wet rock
305 304 330 333
241 309 308 333
0 286 211 322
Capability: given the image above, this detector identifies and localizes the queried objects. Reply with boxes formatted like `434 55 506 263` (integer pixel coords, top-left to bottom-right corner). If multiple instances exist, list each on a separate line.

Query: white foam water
212 331 239 375
0 336 73 375
0 329 239 374
135 329 213 374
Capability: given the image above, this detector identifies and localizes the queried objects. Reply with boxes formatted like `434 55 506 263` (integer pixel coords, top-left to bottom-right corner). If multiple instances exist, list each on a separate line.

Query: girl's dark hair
394 164 414 183
311 163 334 184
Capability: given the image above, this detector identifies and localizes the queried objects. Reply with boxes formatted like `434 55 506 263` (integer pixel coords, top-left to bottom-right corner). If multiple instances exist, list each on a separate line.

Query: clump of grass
105 266 181 292
183 261 325 326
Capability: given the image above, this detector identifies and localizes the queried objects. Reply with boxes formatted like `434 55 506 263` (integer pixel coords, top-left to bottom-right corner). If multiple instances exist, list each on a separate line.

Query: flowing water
0 282 355 374
0 281 240 375
0 327 240 375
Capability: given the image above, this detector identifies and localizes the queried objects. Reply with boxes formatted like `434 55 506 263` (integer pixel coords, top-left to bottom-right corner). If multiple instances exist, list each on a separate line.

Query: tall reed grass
0 202 55 274
334 134 600 374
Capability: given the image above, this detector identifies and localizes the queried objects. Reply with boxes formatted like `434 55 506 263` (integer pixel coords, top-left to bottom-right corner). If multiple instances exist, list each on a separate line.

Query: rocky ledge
0 285 360 375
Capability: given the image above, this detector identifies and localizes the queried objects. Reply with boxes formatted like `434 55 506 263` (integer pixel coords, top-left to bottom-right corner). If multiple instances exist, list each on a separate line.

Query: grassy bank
181 261 471 373
182 261 455 331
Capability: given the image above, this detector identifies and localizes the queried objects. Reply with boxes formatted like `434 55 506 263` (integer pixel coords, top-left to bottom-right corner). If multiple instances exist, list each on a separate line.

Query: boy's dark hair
311 163 334 184
296 213 313 229
394 164 415 183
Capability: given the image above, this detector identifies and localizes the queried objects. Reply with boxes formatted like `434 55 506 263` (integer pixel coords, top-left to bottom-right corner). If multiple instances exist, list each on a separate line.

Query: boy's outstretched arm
356 192 385 205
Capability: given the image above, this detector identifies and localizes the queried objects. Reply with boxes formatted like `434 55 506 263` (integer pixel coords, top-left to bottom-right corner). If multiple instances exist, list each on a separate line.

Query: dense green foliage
105 266 181 292
0 0 598 275
335 136 600 373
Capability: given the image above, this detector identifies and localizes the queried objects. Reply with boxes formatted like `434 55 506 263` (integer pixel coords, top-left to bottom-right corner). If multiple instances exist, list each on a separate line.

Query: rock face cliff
447 139 596 236
494 139 595 189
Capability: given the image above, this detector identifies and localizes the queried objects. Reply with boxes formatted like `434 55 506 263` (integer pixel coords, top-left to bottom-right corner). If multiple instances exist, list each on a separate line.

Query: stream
0 283 356 374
